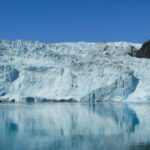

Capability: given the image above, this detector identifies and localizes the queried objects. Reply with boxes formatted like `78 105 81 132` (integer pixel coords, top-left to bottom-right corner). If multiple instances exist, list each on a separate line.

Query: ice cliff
0 40 149 102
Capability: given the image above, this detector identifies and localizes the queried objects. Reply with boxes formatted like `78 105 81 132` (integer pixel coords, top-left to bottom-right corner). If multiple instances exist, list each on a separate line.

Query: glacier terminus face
1 40 149 103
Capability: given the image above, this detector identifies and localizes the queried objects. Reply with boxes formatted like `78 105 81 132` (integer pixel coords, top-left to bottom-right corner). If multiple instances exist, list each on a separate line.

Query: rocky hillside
136 40 150 58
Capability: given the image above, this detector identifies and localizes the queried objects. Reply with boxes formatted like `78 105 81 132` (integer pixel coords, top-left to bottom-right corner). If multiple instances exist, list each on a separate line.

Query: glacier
0 40 150 102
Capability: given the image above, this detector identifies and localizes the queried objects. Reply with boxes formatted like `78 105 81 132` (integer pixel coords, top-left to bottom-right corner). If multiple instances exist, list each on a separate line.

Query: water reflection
0 103 149 150
89 103 139 132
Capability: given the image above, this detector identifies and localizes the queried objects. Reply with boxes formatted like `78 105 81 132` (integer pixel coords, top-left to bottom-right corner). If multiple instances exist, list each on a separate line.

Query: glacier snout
1 40 148 102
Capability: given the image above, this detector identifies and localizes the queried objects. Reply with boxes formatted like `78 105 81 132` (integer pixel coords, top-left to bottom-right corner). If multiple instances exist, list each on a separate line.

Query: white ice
1 40 149 102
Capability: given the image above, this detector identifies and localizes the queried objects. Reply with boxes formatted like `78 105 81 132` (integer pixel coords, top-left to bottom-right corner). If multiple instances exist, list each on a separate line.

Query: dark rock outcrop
0 98 15 103
25 97 35 103
58 98 77 102
136 40 150 58
10 99 15 103
39 98 56 102
128 46 138 57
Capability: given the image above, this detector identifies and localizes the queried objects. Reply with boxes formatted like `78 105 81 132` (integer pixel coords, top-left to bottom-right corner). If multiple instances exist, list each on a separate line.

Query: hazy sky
0 0 150 43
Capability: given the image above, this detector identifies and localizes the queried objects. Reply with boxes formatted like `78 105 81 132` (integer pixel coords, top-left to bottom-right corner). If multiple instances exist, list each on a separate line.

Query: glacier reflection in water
0 103 150 150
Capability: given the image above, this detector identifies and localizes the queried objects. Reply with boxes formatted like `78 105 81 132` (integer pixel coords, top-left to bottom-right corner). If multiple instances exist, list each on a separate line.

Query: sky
0 0 150 43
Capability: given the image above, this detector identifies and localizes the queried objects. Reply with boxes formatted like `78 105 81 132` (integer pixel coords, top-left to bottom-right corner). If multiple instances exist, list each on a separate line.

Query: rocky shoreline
0 97 77 103
0 98 15 103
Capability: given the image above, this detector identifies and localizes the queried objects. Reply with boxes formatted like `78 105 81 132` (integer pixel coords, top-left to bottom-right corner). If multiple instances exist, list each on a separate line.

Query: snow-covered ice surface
0 40 149 102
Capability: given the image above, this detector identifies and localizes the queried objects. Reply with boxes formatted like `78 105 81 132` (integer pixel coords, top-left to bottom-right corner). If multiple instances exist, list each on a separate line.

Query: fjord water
0 103 149 150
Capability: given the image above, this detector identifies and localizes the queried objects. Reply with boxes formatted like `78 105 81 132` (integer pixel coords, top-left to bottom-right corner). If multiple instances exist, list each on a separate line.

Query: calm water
0 102 150 150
